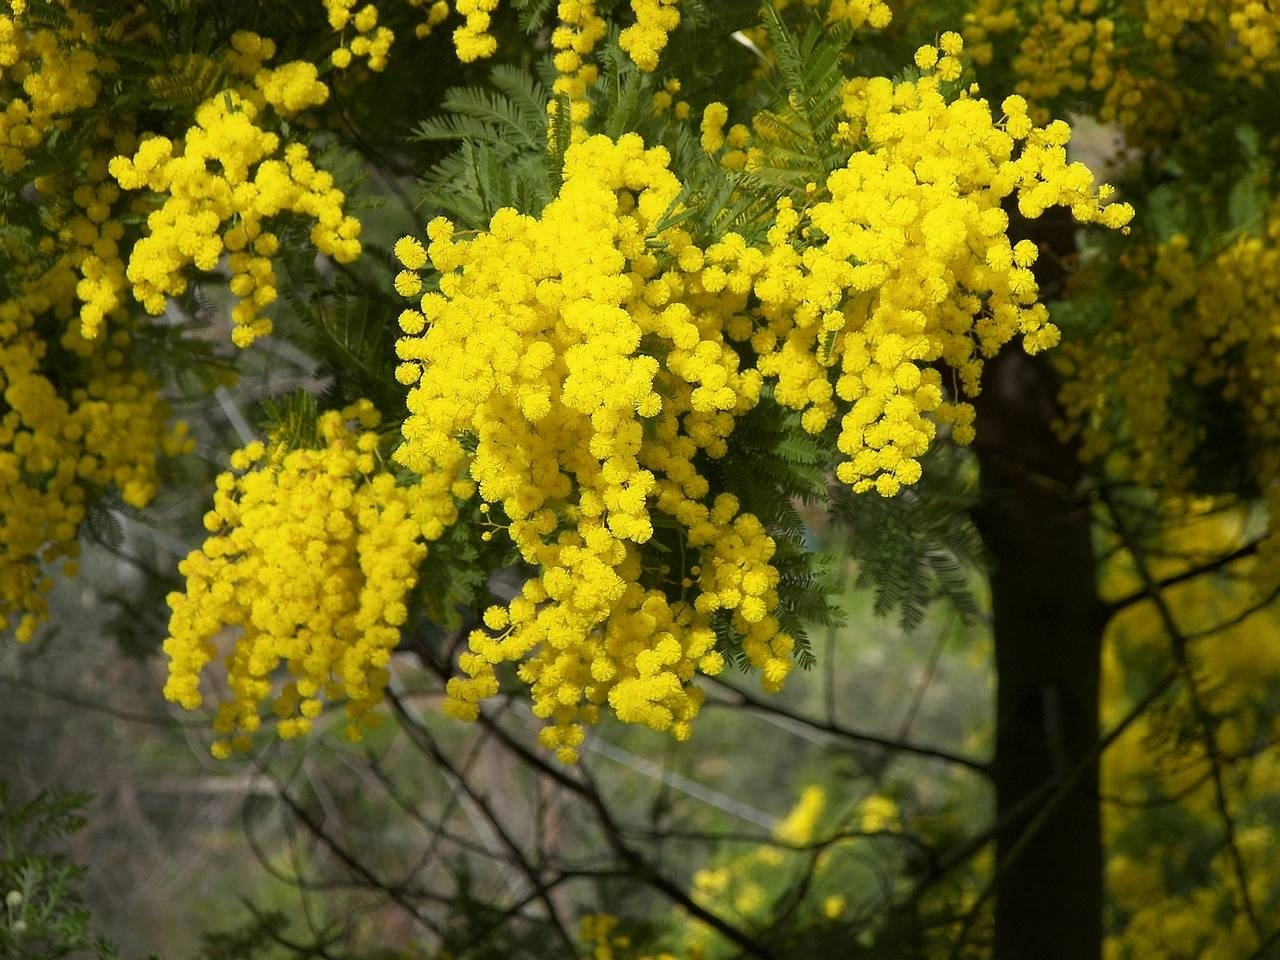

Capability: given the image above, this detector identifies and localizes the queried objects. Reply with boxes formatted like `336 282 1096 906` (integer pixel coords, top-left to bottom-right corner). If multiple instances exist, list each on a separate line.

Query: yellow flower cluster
706 114 752 171
650 77 689 121
742 42 1130 493
0 1 101 174
699 101 728 154
966 0 1189 139
1058 204 1280 591
551 0 607 130
966 0 1117 114
325 0 395 70
393 134 790 760
111 46 361 347
0 258 189 642
162 402 457 758
407 0 451 40
1142 0 1280 82
963 0 1279 138
454 0 500 61
253 60 330 114
619 0 679 73
0 2 198 644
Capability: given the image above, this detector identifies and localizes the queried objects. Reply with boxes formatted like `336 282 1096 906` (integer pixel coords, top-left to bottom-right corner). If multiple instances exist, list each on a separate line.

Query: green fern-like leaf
258 389 320 449
831 445 987 632
547 91 573 196
415 64 557 226
510 0 556 33
752 2 853 194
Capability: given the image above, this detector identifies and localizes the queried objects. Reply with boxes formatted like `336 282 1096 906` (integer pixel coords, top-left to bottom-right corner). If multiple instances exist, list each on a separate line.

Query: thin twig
704 676 991 776
1103 494 1264 947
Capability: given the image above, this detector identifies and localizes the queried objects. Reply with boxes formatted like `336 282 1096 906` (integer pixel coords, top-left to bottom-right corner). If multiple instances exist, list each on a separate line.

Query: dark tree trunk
973 347 1103 960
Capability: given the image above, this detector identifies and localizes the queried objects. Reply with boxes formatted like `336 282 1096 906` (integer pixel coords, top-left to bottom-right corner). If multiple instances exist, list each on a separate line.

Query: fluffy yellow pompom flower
394 235 429 270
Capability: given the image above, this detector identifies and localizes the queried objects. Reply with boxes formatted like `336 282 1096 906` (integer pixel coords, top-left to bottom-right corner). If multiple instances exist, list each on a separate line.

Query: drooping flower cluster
739 42 1131 494
162 402 458 757
393 135 789 760
0 261 190 642
619 0 680 73
110 36 362 347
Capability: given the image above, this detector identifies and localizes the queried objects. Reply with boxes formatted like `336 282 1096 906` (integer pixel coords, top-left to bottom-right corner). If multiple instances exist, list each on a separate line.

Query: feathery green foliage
0 783 138 960
415 65 555 224
832 447 985 632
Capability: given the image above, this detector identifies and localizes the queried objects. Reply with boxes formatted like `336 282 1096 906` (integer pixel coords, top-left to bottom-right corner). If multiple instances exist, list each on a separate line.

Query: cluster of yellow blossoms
1141 0 1280 82
0 0 191 643
393 135 786 761
963 0 1280 138
651 77 691 121
1058 200 1280 591
619 0 680 73
0 0 136 343
162 402 457 757
698 101 750 169
386 37 1130 757
110 34 362 348
454 0 501 61
0 0 100 174
324 0 395 70
745 43 1130 494
0 276 189 642
551 0 608 130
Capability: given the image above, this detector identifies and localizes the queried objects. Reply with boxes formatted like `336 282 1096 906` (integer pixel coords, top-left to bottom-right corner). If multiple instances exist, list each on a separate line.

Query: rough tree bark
973 341 1104 960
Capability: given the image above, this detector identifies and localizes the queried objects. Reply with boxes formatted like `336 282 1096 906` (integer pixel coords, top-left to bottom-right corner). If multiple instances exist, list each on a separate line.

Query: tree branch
703 676 991 776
